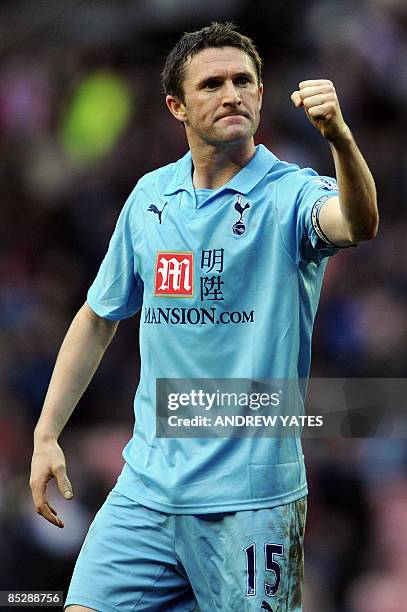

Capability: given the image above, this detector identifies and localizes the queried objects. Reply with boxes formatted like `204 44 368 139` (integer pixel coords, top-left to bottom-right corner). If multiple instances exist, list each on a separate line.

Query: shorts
65 491 306 612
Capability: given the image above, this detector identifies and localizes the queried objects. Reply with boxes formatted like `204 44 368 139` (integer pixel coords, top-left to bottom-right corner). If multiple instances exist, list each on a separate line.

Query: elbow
349 212 379 243
370 214 379 239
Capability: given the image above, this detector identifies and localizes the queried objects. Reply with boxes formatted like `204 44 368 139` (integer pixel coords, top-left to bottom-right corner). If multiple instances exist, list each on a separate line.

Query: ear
258 82 264 111
166 95 187 123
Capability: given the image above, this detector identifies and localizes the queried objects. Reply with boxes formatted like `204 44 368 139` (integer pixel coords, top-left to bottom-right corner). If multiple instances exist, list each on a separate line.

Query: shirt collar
163 144 277 196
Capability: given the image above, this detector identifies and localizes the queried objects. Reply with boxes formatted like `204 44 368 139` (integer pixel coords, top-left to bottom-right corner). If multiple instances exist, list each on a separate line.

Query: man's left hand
291 80 350 143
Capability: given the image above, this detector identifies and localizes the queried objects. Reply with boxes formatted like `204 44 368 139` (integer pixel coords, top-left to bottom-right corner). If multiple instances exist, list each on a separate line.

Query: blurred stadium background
1 0 407 610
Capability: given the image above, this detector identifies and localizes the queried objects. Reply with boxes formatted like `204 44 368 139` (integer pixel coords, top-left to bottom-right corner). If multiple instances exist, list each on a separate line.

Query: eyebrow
196 71 255 88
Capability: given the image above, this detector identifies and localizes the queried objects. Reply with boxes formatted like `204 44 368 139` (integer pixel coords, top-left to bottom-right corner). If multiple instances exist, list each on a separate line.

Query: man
30 22 378 612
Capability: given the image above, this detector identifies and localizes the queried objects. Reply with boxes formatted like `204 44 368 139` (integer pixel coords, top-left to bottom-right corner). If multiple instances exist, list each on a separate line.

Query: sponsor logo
154 252 193 297
232 194 251 235
148 202 168 224
144 306 254 325
314 178 337 191
151 247 255 324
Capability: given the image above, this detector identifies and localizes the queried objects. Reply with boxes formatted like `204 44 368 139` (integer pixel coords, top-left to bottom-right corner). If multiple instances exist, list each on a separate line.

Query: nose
222 80 241 106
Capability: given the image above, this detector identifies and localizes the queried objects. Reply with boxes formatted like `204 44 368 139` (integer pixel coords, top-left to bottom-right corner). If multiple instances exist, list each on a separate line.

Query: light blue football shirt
87 144 339 513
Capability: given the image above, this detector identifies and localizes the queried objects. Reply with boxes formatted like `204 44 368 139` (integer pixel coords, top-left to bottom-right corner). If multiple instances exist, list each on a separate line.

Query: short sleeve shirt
87 145 339 513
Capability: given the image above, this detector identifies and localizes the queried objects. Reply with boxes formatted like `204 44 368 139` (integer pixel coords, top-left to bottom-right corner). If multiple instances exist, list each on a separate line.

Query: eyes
234 76 251 86
203 75 252 90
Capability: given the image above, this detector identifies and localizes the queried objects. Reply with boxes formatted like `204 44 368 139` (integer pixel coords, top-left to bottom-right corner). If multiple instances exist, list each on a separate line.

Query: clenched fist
291 80 350 143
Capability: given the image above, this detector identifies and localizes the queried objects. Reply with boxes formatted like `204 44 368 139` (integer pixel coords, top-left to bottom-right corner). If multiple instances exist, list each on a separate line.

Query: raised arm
30 302 118 527
291 79 378 246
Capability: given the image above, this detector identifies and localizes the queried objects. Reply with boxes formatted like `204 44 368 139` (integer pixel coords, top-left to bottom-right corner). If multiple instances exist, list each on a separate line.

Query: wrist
328 124 353 148
34 428 58 444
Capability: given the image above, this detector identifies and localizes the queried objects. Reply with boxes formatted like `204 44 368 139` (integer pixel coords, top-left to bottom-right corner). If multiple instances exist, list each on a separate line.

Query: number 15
243 542 284 597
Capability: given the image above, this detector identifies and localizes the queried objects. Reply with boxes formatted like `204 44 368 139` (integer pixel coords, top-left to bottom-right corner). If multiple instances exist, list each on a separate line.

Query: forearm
34 302 118 442
292 80 379 244
329 127 378 242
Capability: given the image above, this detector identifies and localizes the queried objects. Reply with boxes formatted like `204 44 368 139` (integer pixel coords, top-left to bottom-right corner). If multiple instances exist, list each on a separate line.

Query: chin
215 127 252 145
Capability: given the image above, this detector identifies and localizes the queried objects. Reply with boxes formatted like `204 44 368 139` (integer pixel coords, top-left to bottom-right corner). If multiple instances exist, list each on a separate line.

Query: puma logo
147 202 168 224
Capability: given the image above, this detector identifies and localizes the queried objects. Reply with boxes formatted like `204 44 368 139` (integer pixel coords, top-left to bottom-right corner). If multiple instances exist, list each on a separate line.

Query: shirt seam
129 186 145 314
274 179 298 267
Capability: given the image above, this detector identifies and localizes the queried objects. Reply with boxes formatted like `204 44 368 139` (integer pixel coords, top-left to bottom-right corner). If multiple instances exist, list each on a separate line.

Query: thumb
55 466 73 499
291 91 302 107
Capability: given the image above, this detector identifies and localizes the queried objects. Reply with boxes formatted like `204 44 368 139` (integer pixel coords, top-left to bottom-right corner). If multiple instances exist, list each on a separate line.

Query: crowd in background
1 0 407 610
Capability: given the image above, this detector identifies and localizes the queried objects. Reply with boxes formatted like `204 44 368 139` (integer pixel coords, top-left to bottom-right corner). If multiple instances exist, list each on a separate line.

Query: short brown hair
161 22 263 102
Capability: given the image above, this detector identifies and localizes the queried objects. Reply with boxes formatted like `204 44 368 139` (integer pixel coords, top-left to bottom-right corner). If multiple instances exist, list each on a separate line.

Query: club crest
232 195 250 235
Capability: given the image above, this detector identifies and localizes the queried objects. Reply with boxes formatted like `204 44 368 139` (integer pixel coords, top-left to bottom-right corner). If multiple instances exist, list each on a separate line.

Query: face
166 46 263 147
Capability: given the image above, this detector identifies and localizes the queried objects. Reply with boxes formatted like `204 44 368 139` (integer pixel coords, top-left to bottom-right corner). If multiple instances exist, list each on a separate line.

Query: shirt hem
86 294 132 321
113 481 308 515
65 595 119 612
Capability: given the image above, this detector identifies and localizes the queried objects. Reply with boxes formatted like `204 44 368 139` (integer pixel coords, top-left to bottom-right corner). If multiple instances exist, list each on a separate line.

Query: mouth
216 112 249 122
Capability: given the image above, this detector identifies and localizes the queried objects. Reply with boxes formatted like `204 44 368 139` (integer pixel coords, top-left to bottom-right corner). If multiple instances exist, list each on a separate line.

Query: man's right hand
29 438 73 528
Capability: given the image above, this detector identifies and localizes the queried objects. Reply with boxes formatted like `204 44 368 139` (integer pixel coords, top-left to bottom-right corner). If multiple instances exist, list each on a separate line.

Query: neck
190 139 256 189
